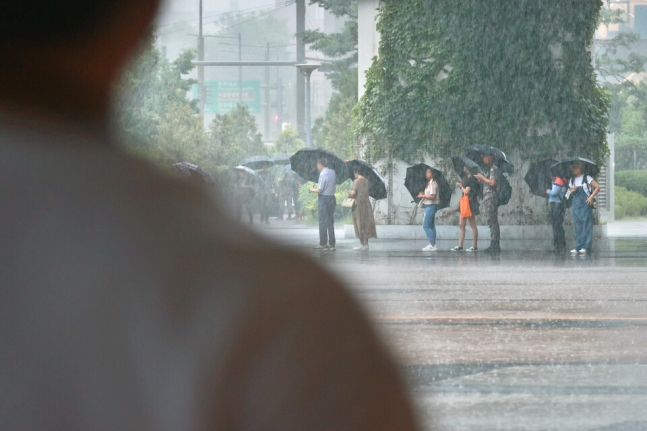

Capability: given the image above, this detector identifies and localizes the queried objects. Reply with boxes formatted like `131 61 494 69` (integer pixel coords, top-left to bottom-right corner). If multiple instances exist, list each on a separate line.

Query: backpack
496 174 513 206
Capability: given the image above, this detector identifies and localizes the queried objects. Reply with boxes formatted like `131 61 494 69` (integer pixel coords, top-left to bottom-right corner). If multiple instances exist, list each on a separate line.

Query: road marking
375 315 647 323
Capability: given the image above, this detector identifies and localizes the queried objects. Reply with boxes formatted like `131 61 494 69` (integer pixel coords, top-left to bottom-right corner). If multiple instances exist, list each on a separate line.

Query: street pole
198 0 205 117
238 32 243 104
305 73 312 148
264 43 270 139
295 64 320 148
296 0 306 140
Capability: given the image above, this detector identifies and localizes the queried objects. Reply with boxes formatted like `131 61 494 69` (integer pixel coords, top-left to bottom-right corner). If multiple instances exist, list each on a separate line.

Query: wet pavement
258 221 647 431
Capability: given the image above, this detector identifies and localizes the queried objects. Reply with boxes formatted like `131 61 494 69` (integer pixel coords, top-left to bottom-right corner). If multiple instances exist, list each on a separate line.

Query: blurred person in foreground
0 1 419 430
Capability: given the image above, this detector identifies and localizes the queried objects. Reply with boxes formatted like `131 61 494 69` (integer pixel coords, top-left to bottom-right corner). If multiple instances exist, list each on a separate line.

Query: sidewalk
607 220 647 237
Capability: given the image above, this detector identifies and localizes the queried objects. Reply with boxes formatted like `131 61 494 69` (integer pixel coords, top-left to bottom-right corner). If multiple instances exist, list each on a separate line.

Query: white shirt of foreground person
0 117 419 431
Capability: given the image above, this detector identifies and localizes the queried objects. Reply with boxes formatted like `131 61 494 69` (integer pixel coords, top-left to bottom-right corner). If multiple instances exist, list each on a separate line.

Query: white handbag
342 198 356 209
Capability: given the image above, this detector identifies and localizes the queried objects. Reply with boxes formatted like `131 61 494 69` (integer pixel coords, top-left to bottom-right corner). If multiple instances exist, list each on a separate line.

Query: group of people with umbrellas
533 157 601 254
407 146 602 254
176 143 602 255
233 154 301 225
403 145 513 253
291 148 385 251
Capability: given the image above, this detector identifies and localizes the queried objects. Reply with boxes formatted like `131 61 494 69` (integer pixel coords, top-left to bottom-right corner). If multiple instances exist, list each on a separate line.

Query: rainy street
260 223 647 431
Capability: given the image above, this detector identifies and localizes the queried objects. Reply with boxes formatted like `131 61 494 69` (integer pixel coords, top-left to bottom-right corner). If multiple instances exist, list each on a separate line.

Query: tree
306 0 359 159
273 125 305 154
208 104 266 167
312 97 356 159
115 36 198 149
596 6 647 83
358 0 609 165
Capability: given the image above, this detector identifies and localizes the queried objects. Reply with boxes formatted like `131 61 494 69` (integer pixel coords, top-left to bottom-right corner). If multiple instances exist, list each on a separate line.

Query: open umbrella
271 153 292 166
289 148 348 185
242 156 273 170
233 165 258 177
404 163 452 210
173 162 216 186
524 159 558 197
465 144 515 174
346 160 388 200
550 157 600 179
452 156 482 178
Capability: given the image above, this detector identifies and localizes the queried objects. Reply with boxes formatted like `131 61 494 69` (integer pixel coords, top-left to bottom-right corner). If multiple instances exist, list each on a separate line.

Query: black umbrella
346 160 388 200
404 164 452 210
289 148 348 185
465 144 515 174
550 157 600 179
271 153 292 166
173 162 216 186
242 156 273 170
452 156 482 178
524 159 558 198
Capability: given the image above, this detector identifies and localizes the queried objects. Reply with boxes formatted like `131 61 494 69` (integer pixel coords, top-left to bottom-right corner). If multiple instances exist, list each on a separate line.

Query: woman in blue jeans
418 168 440 251
568 161 600 255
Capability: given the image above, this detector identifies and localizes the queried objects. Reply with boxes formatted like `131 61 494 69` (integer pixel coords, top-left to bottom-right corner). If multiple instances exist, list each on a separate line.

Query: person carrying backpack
474 154 502 253
567 161 601 255
546 174 568 252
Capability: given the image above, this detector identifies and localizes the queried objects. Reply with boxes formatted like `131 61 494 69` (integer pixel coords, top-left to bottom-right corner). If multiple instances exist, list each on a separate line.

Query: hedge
615 170 647 197
615 186 647 220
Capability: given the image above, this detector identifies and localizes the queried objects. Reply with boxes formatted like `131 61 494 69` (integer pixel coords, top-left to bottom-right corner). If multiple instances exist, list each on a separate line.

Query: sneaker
466 247 478 252
450 246 464 251
422 244 437 251
314 245 328 250
327 246 336 252
578 249 587 255
354 245 369 251
570 249 578 255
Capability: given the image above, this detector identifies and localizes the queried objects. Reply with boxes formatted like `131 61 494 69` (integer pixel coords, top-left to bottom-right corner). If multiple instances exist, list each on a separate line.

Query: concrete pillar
358 0 380 99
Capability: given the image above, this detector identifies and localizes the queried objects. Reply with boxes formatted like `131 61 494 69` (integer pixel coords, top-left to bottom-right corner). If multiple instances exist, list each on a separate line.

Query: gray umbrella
233 165 258 177
242 156 273 170
172 162 216 186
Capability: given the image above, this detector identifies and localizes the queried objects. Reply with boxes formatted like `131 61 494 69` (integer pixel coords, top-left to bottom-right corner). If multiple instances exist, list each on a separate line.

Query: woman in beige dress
349 170 378 251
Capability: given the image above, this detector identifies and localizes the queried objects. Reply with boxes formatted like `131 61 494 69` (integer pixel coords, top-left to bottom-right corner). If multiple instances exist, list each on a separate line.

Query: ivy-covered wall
358 0 609 165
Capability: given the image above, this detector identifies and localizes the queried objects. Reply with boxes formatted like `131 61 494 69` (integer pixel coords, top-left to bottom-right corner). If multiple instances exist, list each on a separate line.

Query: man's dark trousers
318 195 336 247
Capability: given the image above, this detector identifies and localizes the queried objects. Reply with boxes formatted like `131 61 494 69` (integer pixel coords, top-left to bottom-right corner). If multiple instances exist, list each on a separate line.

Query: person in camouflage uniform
474 154 502 253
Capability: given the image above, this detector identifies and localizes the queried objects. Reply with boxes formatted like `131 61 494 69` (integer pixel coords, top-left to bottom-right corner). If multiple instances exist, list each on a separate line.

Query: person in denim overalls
568 162 601 255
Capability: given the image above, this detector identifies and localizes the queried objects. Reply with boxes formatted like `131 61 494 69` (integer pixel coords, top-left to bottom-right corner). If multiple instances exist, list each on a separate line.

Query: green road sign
194 81 261 115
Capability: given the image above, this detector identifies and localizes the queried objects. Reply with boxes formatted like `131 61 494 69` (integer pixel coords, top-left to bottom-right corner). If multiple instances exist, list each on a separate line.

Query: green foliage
616 134 647 171
116 38 266 188
298 181 352 221
358 0 609 165
306 0 359 162
208 104 266 167
273 125 304 154
615 186 647 219
309 0 358 19
596 6 647 82
312 96 357 159
115 36 198 148
615 170 647 196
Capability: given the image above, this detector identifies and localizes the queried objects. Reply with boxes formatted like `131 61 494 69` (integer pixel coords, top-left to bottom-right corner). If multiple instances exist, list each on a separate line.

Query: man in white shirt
310 159 338 251
0 1 419 430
